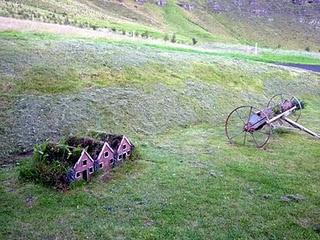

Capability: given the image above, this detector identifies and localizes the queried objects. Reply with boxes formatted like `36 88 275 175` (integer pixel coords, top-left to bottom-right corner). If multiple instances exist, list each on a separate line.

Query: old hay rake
225 94 320 148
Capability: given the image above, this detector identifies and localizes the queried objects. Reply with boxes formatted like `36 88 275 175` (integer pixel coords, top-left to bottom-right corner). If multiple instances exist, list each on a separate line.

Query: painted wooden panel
74 150 95 181
96 142 114 171
117 137 133 161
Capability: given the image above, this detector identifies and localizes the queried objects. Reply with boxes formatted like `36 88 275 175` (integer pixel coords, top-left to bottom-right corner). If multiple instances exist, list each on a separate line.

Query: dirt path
0 16 196 49
0 16 131 40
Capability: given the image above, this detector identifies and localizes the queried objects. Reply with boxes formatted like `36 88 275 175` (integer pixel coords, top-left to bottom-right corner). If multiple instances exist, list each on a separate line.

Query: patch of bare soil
1 150 33 168
0 16 129 40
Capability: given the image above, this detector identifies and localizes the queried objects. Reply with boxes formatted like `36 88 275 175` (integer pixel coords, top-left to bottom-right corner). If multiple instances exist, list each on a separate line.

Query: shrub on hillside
192 37 198 45
171 33 176 43
19 142 82 190
64 18 70 25
305 46 310 52
164 34 169 41
141 31 149 38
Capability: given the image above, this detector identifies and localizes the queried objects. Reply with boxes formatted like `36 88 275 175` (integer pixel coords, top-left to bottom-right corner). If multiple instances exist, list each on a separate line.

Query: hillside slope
0 0 320 50
1 30 319 159
0 30 320 239
0 7 320 237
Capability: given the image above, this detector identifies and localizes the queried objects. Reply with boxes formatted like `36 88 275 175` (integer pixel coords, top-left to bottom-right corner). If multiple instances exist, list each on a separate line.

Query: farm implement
225 94 320 148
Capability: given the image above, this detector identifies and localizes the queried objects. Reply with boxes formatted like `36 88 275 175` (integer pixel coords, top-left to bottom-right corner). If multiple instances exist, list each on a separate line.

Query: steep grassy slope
0 30 320 239
0 0 319 50
1 30 319 158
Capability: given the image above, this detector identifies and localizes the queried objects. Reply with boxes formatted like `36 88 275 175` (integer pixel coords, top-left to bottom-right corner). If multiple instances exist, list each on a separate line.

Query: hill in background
0 0 320 50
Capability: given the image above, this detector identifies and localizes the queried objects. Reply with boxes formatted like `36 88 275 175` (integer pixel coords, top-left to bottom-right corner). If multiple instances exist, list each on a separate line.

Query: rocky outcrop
156 0 167 7
207 0 224 12
135 0 148 5
205 0 320 28
177 1 195 11
292 0 320 5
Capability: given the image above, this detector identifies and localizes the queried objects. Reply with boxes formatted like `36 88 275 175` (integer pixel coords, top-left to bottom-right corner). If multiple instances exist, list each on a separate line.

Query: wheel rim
267 94 302 124
225 106 272 148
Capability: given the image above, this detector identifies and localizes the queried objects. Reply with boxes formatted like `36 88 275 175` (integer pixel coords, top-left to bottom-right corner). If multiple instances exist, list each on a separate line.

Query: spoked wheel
267 94 302 124
225 106 272 148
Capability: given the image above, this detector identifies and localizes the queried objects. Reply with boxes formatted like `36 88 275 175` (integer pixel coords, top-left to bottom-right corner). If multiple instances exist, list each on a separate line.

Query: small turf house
96 141 115 171
73 149 95 181
69 135 134 182
116 136 133 162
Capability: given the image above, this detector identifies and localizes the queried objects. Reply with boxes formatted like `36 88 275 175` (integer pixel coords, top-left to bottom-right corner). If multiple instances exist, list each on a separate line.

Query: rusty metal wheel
225 106 272 148
267 94 302 124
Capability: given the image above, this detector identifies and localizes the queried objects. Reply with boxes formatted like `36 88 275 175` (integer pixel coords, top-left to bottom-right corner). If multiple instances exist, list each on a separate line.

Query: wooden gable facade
73 149 95 181
116 136 133 162
72 135 134 182
96 141 114 171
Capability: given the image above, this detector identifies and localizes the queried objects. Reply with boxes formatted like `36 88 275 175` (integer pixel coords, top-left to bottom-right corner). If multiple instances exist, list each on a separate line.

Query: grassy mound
65 136 104 160
19 134 137 190
19 142 82 190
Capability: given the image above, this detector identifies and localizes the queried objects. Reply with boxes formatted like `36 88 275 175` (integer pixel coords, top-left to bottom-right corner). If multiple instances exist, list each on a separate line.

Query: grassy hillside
0 28 320 238
1 30 319 157
0 0 320 50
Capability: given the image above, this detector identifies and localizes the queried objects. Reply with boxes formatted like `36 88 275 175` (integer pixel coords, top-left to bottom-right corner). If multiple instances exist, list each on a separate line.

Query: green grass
124 39 320 65
0 28 320 239
0 31 319 96
245 52 320 65
4 31 316 96
8 30 320 65
17 66 81 94
1 123 320 239
0 30 62 41
163 2 216 42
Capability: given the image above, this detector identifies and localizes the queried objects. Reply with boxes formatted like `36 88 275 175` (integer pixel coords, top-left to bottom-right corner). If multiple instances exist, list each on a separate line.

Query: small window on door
89 167 93 174
83 160 87 166
104 151 109 158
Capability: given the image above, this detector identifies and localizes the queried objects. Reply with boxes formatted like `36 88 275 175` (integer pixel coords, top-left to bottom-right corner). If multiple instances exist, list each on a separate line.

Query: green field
1 28 320 239
1 122 320 239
